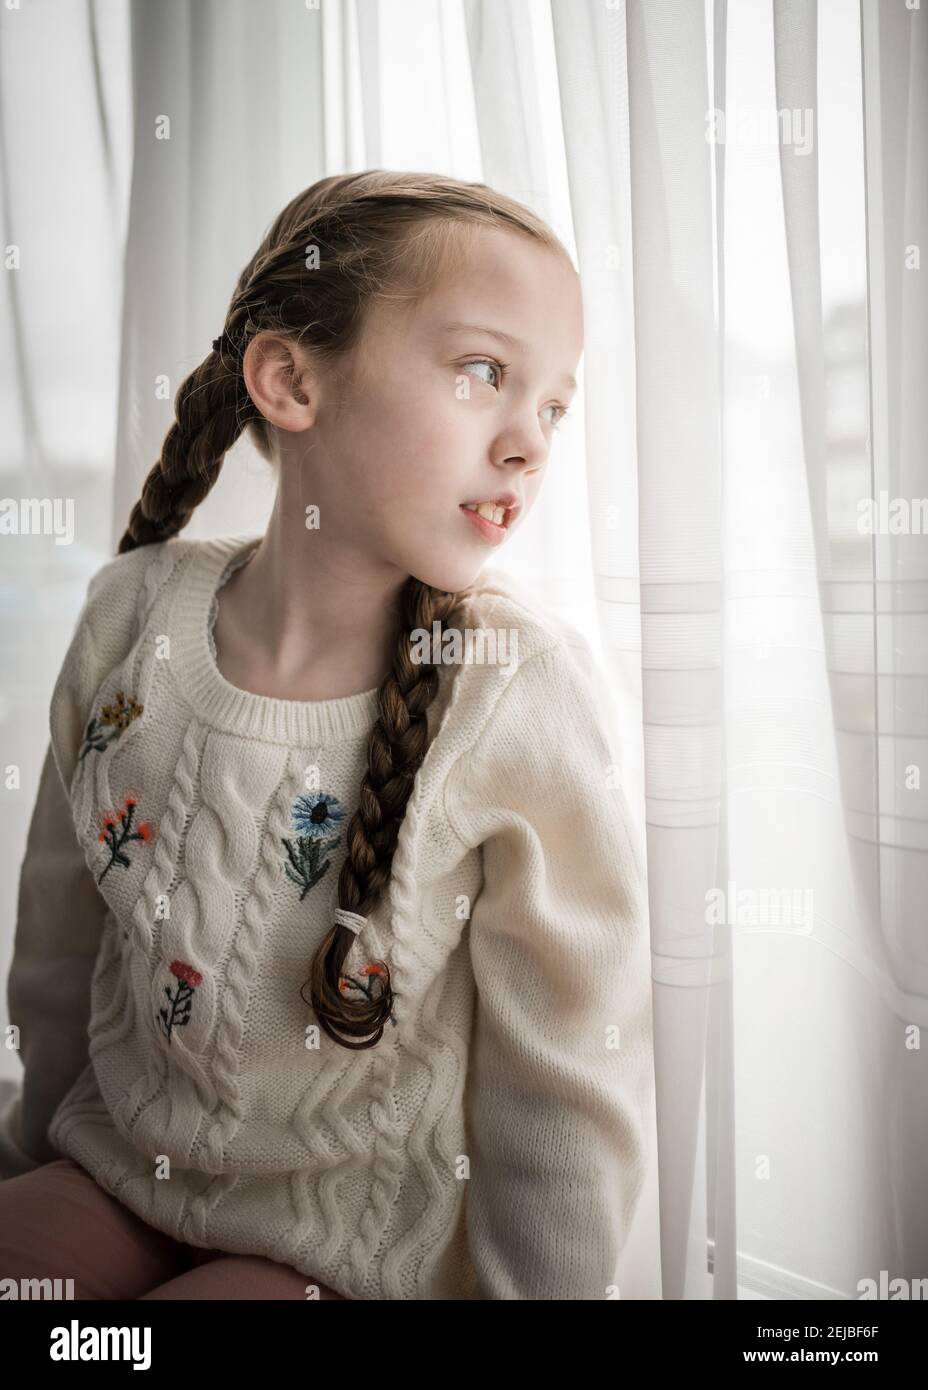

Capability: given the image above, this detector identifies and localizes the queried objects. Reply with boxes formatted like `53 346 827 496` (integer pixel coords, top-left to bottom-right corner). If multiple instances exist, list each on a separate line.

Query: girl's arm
0 557 131 1182
445 641 654 1300
0 741 110 1179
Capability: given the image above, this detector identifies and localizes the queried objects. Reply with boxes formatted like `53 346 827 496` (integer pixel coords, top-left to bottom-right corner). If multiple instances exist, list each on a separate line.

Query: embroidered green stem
97 796 154 883
281 792 346 901
339 964 398 1027
281 834 337 900
158 960 203 1044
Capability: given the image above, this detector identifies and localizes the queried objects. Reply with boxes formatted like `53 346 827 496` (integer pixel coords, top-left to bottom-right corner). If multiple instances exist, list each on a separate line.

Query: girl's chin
404 556 487 596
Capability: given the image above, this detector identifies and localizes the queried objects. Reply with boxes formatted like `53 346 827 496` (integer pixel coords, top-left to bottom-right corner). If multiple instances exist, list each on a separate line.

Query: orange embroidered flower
96 795 156 883
338 962 388 996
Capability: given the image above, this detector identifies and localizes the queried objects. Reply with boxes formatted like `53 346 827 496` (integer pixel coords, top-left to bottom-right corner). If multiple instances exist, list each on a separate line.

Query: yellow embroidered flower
79 690 144 760
99 690 144 732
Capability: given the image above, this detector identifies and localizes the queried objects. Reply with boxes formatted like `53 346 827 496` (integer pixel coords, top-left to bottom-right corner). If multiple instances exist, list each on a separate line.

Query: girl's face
303 224 583 595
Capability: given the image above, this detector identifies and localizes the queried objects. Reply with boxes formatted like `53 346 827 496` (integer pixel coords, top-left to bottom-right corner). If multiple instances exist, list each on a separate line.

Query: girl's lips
460 504 509 545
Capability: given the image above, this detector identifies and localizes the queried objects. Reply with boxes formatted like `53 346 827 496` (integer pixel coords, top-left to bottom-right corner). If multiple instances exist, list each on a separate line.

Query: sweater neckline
169 533 381 745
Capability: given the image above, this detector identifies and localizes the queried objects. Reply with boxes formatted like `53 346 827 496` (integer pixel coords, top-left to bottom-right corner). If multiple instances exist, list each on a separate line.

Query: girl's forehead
352 232 582 371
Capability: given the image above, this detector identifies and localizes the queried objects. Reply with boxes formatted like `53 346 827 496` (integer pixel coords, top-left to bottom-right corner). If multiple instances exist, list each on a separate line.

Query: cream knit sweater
0 533 653 1300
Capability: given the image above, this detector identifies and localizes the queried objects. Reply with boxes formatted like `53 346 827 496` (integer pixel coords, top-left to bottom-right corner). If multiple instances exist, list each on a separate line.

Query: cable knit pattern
111 720 212 1137
198 754 288 1172
0 534 654 1300
133 539 180 647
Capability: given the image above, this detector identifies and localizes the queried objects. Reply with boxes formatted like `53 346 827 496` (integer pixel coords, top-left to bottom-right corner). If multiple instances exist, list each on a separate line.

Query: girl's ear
243 333 318 433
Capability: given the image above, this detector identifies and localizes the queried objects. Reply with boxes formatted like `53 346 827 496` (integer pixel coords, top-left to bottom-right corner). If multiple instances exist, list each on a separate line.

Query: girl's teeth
463 502 506 524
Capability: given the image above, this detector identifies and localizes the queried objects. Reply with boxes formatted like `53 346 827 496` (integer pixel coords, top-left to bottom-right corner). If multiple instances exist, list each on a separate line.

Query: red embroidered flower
159 959 203 1044
338 962 387 994
170 960 203 988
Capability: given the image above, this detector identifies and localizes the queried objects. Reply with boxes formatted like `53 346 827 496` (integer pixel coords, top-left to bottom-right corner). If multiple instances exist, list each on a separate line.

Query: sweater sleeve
443 642 654 1299
0 743 111 1180
0 565 125 1181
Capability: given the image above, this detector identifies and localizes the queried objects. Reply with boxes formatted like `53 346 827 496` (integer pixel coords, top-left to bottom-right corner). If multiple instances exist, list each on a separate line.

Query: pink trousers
0 1158 347 1300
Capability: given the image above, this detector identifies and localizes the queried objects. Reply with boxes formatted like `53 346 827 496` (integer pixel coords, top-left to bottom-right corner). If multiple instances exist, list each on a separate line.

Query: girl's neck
212 506 404 702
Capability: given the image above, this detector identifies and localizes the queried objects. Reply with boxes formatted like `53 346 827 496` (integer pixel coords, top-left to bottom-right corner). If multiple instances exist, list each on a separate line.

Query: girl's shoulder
70 535 190 635
439 565 614 763
77 533 254 641
457 564 600 675
81 534 206 608
49 534 227 791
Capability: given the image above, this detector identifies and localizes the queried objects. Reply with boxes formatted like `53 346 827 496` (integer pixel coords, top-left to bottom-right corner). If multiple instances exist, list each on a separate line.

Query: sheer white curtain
554 0 927 1298
2 0 924 1300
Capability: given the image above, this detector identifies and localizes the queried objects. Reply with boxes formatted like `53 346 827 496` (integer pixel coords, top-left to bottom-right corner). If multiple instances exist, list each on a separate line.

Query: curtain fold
557 0 729 1302
115 0 335 546
553 0 927 1297
859 0 928 1269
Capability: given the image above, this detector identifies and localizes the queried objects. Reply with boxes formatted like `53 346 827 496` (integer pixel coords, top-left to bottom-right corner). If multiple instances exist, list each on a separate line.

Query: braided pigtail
117 314 260 554
301 579 466 1049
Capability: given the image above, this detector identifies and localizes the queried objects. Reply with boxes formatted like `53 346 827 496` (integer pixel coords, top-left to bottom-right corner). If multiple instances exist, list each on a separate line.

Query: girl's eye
461 359 572 431
461 357 505 389
543 404 572 431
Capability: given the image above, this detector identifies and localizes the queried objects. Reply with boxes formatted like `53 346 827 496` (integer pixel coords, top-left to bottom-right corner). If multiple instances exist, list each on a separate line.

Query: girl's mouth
459 504 511 545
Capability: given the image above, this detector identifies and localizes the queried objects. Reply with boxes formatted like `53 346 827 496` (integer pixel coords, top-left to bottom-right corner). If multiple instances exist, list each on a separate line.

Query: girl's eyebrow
438 320 577 392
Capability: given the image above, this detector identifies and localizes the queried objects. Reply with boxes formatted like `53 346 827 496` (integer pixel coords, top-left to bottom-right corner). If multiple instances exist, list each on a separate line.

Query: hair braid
118 309 259 554
301 581 466 1049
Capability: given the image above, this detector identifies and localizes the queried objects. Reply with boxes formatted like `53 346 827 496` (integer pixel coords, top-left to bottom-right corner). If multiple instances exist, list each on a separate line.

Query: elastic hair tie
333 907 368 936
212 331 241 355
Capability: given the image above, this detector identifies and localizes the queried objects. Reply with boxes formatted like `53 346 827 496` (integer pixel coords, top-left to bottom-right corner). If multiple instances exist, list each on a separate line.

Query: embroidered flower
79 690 144 759
339 962 387 999
96 793 154 883
158 959 203 1044
338 963 397 1027
282 792 346 901
290 792 346 839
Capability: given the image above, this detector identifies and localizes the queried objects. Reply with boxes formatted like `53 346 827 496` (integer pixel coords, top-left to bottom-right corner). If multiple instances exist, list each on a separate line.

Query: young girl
0 170 653 1300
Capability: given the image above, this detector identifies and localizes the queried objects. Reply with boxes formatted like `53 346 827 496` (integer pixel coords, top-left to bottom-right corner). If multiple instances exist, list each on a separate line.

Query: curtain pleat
553 0 927 1295
860 0 928 1270
626 0 728 1299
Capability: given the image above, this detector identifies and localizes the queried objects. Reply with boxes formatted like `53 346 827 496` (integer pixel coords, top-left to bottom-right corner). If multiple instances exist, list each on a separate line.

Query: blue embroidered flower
282 792 346 901
290 792 346 839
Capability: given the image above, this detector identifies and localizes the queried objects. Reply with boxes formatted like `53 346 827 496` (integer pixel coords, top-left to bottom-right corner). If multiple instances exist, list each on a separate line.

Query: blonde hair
117 169 572 1049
